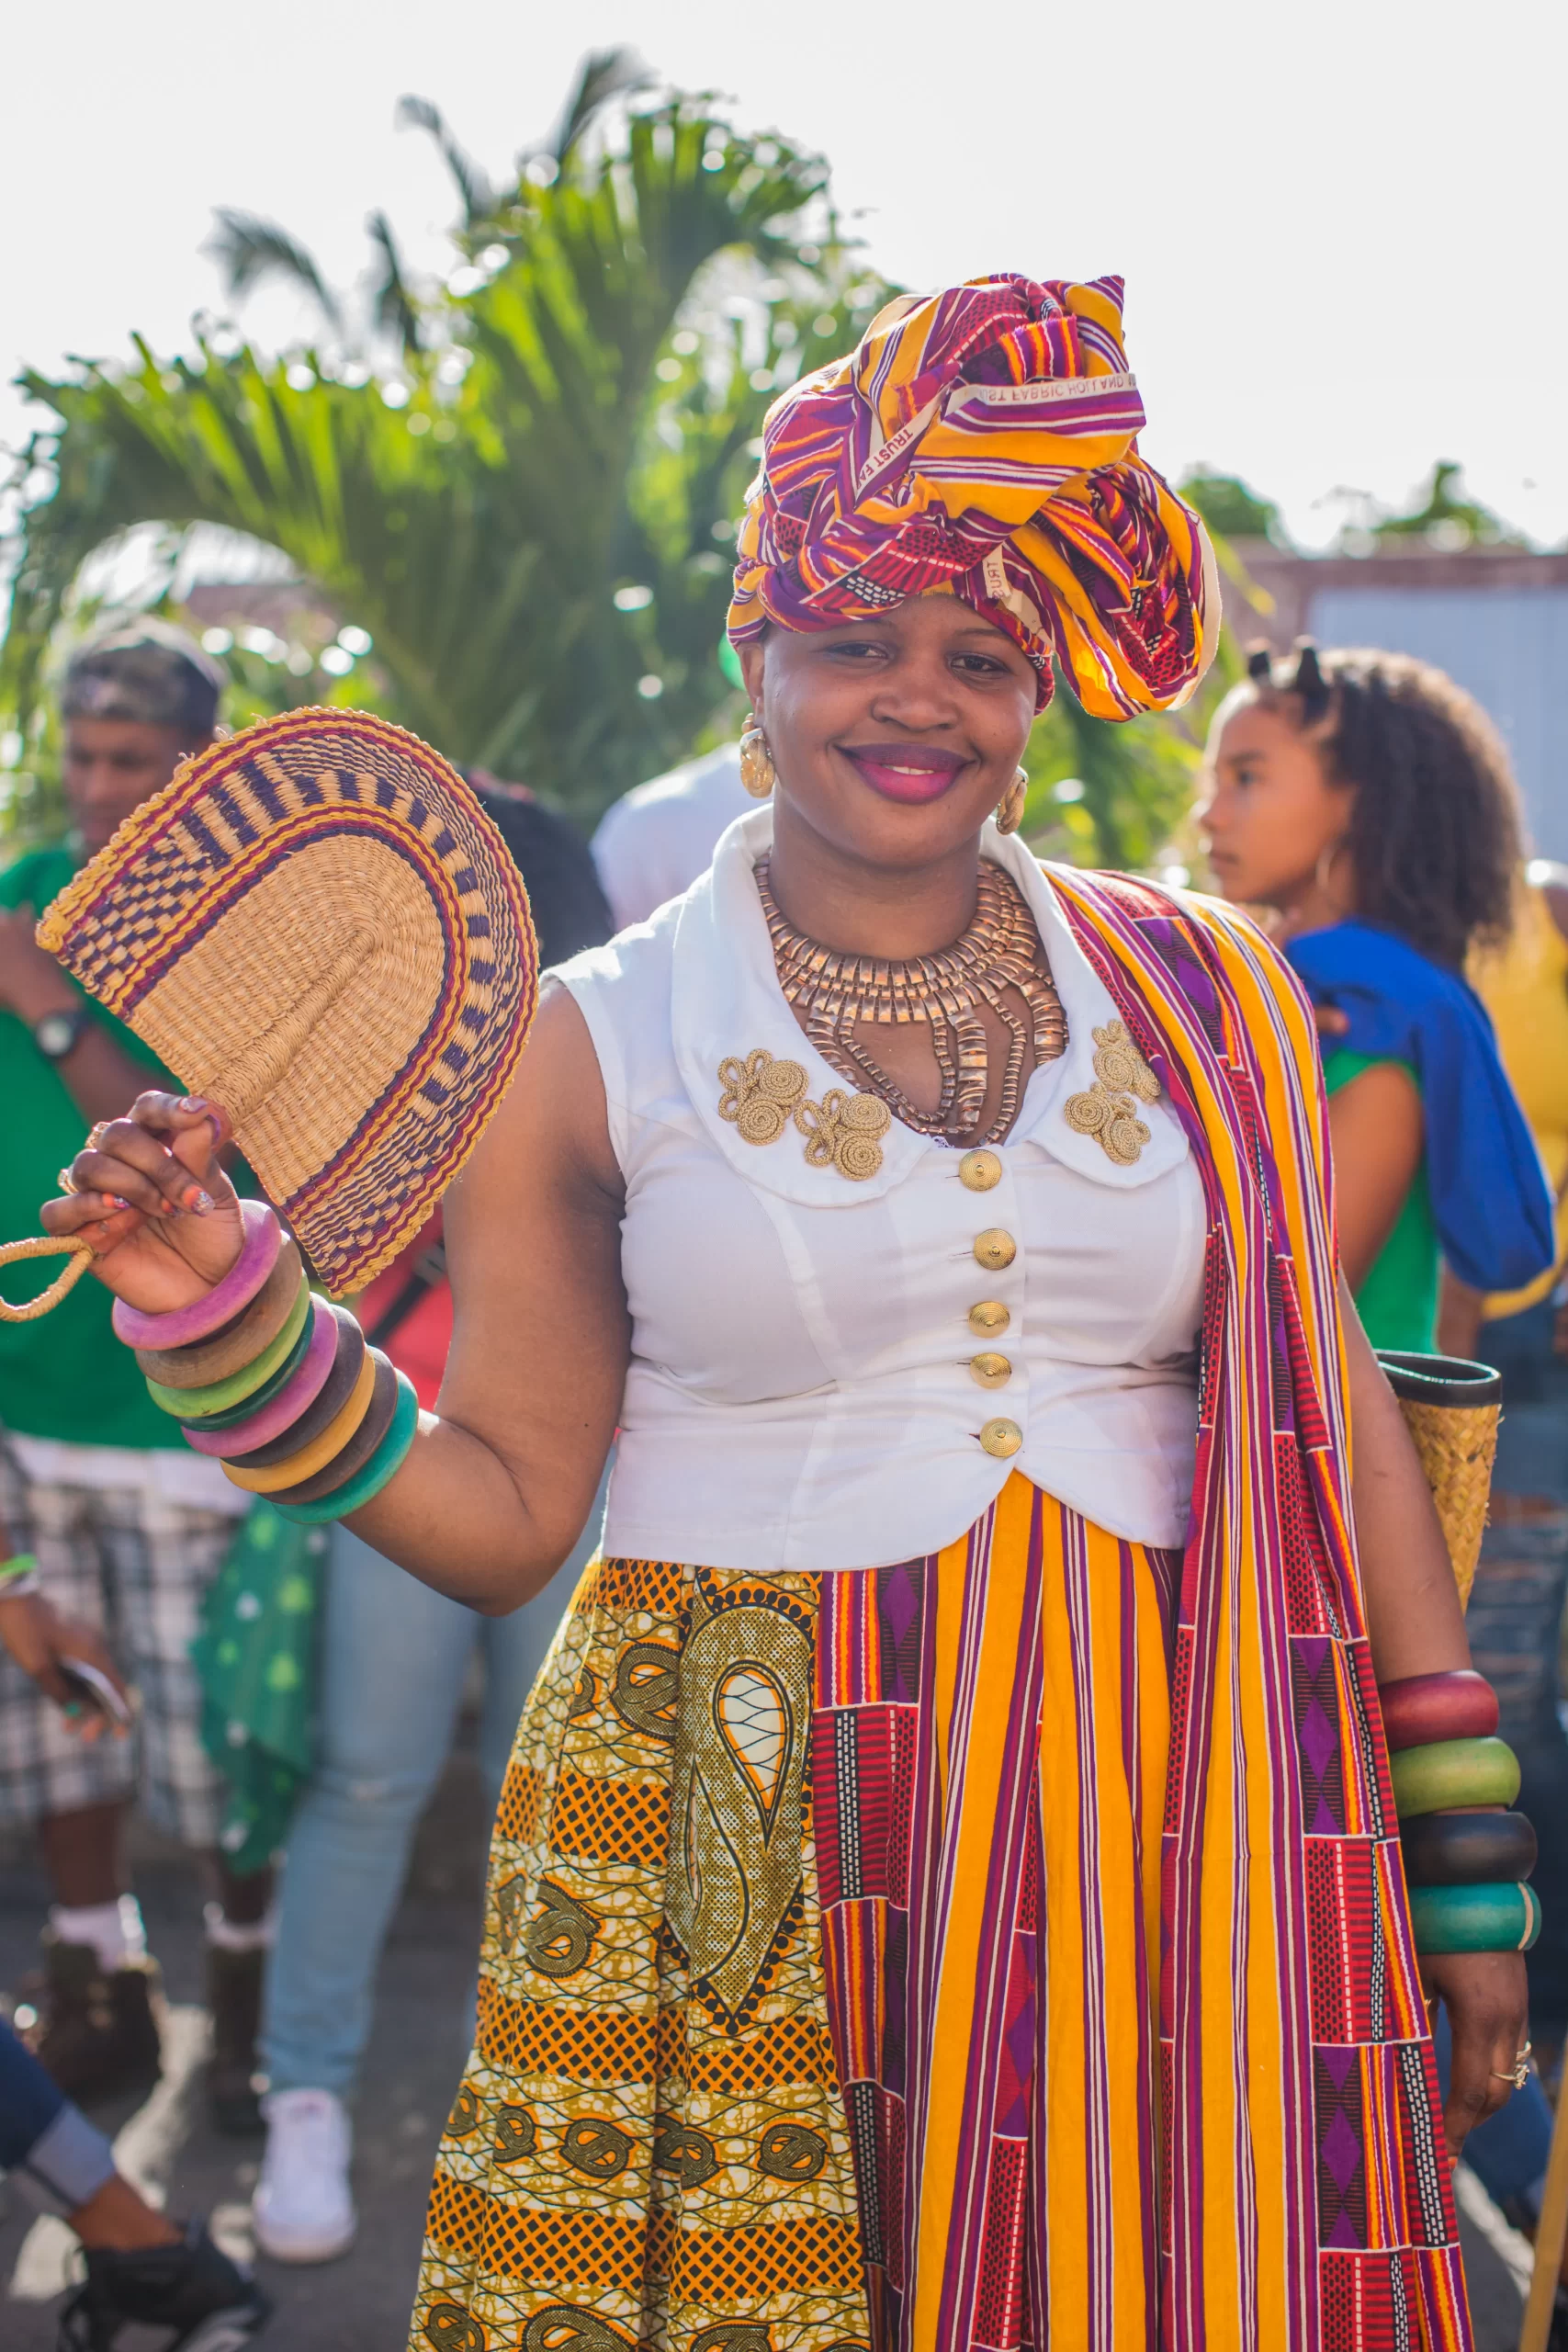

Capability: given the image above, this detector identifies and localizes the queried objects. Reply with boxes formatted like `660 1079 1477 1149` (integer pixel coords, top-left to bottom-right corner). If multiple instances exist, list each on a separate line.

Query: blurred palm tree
1 51 886 829
1020 629 1245 876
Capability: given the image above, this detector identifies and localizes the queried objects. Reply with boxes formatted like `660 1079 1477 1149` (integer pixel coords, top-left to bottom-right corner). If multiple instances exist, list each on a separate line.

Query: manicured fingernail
63 1702 82 1720
107 1196 130 1212
186 1188 215 1215
179 1096 209 1114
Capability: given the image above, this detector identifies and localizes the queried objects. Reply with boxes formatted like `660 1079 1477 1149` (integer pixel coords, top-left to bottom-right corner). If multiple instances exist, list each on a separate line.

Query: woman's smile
837 739 970 804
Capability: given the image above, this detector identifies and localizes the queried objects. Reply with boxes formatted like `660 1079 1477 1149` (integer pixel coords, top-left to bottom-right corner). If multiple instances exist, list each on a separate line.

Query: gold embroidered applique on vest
717 1048 808 1143
717 1049 892 1182
1064 1020 1160 1166
795 1088 891 1182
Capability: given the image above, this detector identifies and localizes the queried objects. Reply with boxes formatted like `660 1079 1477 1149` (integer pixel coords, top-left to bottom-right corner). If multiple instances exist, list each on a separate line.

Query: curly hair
1245 641 1522 968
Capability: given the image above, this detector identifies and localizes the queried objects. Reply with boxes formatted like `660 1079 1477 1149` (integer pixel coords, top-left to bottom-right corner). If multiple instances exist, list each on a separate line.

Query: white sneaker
253 2087 357 2263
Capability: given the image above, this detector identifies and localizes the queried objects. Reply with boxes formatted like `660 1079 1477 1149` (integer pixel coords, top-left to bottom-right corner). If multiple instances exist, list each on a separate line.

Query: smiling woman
44 277 1523 2352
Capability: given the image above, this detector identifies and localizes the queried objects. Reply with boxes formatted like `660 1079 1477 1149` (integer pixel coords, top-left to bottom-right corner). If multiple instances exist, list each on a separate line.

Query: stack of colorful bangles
115 1201 418 1525
1380 1668 1540 1954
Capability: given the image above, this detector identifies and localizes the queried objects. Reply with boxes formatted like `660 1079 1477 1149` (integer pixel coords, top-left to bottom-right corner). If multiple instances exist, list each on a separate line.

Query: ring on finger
83 1121 112 1154
56 1165 79 1196
1490 2042 1533 2090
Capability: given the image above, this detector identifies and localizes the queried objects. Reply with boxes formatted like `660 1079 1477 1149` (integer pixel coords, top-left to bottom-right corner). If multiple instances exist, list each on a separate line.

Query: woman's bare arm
41 986 630 1617
1328 1062 1425 1290
345 987 629 1608
1343 1280 1471 1679
1341 1275 1528 2156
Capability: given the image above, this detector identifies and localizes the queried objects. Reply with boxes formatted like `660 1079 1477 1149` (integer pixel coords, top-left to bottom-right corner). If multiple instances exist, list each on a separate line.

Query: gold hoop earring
994 768 1028 836
739 724 776 800
1315 839 1348 900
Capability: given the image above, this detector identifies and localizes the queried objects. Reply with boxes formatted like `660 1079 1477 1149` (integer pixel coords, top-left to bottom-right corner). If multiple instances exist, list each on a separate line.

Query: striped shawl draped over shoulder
1051 869 1471 2351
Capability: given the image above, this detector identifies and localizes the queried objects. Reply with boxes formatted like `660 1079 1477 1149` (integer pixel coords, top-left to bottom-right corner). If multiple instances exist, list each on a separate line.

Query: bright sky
6 0 1562 556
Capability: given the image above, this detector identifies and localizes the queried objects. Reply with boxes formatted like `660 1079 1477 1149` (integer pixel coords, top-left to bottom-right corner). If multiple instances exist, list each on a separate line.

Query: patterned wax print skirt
410 1474 1180 2352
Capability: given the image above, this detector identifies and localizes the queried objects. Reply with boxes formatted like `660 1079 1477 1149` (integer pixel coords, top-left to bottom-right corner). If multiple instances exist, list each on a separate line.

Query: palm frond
367 211 422 360
395 95 496 227
6 83 855 822
547 46 650 166
206 209 343 330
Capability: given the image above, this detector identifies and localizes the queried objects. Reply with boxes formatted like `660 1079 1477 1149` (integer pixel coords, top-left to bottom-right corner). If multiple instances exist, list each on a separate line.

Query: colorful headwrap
728 273 1219 718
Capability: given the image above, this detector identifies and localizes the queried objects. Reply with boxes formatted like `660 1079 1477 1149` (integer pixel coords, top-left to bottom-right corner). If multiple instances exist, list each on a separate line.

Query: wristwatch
32 1006 90 1061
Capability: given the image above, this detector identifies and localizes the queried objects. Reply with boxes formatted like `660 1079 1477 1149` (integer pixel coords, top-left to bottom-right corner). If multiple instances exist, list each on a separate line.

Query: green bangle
275 1372 419 1525
1389 1735 1521 1819
174 1310 318 1430
1407 1880 1540 1954
146 1278 310 1419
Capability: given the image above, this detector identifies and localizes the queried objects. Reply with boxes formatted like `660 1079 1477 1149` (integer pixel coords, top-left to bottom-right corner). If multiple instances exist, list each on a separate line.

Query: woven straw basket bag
1375 1350 1503 1611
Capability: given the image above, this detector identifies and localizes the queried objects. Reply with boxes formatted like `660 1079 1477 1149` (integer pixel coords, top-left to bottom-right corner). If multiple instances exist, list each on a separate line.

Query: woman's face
1196 696 1355 910
738 594 1037 872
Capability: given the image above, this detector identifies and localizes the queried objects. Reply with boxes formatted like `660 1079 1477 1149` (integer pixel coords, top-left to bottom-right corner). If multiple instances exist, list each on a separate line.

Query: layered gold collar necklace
755 858 1068 1147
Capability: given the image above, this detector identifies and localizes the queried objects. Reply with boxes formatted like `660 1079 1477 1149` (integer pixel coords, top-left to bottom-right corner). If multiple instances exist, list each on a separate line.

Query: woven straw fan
0 709 538 1320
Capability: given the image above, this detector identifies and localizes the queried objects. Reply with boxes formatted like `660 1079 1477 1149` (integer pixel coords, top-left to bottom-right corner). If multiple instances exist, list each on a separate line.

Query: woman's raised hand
39 1091 246 1316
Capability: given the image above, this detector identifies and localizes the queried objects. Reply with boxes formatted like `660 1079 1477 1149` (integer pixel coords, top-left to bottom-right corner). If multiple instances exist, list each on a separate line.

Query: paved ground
1 1745 489 2351
0 1746 1543 2349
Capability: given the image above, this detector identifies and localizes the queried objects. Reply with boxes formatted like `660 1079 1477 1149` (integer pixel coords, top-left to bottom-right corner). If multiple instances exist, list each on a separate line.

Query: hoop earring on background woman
1315 836 1350 909
739 724 776 800
995 768 1028 836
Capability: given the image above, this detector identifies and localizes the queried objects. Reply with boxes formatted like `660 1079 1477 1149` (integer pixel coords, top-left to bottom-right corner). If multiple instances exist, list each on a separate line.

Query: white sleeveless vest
555 808 1205 1574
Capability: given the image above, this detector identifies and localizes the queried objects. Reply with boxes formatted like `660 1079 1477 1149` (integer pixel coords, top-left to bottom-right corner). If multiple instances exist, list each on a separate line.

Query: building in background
1228 548 1568 860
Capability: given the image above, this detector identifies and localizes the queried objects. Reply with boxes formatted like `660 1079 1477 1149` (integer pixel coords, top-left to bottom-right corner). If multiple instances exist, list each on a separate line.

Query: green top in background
1322 1048 1439 1354
0 844 177 1448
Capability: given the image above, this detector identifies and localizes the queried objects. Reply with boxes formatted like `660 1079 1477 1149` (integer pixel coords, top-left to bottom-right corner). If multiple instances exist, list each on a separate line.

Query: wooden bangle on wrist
133 1243 304 1387
270 1352 400 1504
182 1300 344 1456
1389 1736 1521 1819
113 1201 283 1351
221 1350 378 1495
1401 1809 1538 1886
1378 1668 1498 1751
219 1314 368 1467
173 1309 324 1432
1407 1881 1540 1954
145 1279 312 1418
276 1370 420 1524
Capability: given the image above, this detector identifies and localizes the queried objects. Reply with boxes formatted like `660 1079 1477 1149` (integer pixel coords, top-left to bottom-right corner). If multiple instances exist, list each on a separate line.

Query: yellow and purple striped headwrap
728 273 1220 718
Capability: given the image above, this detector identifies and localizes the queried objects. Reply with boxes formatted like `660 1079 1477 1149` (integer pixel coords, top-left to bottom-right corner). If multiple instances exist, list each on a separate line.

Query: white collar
671 805 1189 1205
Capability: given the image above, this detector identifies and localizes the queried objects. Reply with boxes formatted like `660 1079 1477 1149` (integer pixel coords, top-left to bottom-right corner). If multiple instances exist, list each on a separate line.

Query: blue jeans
0 2015 116 2213
259 1492 602 2098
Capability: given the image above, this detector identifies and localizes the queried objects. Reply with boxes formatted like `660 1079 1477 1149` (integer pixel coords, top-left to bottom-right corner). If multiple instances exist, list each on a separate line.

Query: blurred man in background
589 740 747 932
0 624 266 2130
248 770 613 2263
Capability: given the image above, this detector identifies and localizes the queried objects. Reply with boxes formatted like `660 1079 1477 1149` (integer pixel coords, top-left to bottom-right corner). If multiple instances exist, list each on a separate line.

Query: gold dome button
958 1148 1003 1193
979 1418 1023 1459
973 1227 1017 1272
969 1352 1012 1389
968 1299 1010 1339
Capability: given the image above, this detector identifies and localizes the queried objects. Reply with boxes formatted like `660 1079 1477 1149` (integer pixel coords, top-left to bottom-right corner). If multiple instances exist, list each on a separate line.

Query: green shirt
0 845 178 1447
1323 1047 1440 1354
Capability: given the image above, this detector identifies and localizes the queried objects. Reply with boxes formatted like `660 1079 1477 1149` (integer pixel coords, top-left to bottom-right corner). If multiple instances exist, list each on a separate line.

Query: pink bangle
181 1298 340 1458
112 1201 282 1351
